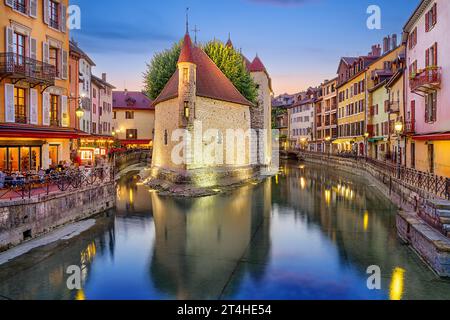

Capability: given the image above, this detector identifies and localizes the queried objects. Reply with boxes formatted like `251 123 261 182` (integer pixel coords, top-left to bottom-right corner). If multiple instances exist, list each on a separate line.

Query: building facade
288 89 315 150
77 49 95 134
316 78 338 153
404 0 450 177
112 90 155 149
0 0 76 171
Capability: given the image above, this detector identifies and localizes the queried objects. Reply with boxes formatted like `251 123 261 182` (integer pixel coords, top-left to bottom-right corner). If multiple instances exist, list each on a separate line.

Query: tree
144 42 181 100
202 41 257 104
144 40 258 104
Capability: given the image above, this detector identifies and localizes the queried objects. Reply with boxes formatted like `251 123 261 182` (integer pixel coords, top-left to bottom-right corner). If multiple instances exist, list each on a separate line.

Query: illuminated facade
0 0 75 171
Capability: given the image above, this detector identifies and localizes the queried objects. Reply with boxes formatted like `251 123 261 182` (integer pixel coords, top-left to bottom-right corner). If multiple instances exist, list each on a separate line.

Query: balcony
389 101 400 113
405 120 415 134
410 67 441 94
0 53 56 87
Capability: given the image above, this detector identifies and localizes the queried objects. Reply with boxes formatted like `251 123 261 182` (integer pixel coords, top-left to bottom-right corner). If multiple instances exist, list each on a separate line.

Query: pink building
404 0 450 177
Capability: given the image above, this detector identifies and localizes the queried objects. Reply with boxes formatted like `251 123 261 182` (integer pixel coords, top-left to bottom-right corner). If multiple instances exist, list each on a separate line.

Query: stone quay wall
0 182 115 252
301 152 450 277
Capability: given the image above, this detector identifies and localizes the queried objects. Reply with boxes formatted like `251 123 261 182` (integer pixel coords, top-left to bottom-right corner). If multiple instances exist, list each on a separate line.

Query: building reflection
149 179 272 299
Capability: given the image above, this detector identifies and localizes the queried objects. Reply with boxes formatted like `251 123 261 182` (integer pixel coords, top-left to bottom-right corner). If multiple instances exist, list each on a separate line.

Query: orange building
0 0 77 171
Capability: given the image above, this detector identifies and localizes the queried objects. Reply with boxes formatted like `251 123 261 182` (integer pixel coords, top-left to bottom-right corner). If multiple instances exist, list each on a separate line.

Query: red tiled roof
153 43 253 107
242 55 252 71
249 56 266 72
113 91 154 110
178 33 195 64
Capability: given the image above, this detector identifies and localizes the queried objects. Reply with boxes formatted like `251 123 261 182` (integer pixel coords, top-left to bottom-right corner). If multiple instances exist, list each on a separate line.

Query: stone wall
0 182 115 252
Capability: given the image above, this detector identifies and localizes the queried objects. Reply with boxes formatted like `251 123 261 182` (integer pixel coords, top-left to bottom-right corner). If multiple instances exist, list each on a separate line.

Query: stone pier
0 182 115 252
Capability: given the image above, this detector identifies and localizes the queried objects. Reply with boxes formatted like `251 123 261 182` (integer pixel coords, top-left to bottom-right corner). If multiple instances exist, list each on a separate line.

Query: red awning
413 133 450 141
121 139 151 145
0 124 87 139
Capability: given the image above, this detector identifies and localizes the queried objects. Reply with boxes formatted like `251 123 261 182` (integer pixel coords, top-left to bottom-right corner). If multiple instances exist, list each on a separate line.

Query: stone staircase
419 199 450 237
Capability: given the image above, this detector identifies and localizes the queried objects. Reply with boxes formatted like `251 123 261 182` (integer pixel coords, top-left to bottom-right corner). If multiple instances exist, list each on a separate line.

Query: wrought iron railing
0 166 114 201
410 67 441 92
0 52 56 84
297 150 450 200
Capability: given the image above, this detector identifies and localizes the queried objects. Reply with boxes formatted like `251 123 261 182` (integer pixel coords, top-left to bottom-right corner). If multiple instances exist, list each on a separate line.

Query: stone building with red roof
151 32 273 187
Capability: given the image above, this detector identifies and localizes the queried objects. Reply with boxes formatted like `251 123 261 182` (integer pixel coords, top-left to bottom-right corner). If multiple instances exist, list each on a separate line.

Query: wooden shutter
58 49 63 78
432 93 437 122
29 37 37 60
434 42 438 66
29 0 37 18
43 0 49 25
42 92 50 126
432 3 437 26
425 12 430 32
61 95 69 127
4 84 15 123
425 95 430 123
426 48 430 67
5 26 14 53
43 42 49 64
5 0 13 7
62 50 68 79
60 4 67 33
30 89 38 124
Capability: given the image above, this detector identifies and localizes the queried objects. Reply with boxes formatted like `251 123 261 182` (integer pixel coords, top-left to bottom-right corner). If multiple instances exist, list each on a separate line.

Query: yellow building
335 54 378 155
0 0 74 171
365 43 405 161
112 91 155 149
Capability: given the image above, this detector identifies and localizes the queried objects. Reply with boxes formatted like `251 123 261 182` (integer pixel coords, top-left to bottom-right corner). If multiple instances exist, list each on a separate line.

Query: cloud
248 0 317 6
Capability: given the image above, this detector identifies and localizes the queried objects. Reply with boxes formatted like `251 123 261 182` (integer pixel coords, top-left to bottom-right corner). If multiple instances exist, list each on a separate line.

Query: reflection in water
0 163 450 300
390 268 405 301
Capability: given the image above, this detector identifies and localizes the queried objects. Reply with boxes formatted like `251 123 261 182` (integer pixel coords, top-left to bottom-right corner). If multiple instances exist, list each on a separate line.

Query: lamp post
364 132 370 161
395 121 404 179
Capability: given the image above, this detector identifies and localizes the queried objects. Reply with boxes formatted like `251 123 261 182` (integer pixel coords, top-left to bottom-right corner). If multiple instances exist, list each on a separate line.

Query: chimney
370 45 381 57
391 34 398 49
102 73 107 81
383 36 391 54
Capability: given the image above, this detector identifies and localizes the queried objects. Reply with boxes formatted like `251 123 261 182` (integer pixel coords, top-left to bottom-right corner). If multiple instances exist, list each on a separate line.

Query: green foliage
202 41 258 104
144 39 258 104
144 42 181 100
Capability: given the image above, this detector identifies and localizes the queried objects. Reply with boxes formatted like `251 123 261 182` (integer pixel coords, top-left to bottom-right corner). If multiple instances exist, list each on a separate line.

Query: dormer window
183 68 188 83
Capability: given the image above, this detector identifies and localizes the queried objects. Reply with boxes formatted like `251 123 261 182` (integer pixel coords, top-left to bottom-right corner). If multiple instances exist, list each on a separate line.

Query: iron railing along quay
296 150 450 200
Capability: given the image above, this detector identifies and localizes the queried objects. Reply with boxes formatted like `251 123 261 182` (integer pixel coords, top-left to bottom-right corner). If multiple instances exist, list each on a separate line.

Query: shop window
0 148 7 172
49 145 59 167
20 147 30 172
9 148 19 172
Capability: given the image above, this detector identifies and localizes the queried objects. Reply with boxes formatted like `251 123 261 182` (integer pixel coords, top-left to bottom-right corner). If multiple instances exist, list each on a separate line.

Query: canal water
1 161 450 300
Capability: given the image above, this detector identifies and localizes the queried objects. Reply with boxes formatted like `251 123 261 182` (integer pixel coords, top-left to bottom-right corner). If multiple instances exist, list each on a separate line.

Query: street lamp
395 121 404 179
364 132 370 160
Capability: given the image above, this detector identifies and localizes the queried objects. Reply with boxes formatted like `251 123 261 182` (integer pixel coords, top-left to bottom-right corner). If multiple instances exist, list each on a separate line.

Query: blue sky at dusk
71 0 420 95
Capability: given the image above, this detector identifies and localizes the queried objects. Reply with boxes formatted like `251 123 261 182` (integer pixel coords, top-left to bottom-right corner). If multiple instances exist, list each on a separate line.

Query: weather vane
185 7 189 34
192 25 200 44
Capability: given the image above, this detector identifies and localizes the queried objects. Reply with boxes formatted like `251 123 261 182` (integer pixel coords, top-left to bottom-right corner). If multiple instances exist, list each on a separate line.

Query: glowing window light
363 211 369 231
300 177 306 189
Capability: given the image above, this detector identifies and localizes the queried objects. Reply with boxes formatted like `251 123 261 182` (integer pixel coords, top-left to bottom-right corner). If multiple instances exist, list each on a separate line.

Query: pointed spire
178 33 195 64
226 33 233 48
249 55 266 72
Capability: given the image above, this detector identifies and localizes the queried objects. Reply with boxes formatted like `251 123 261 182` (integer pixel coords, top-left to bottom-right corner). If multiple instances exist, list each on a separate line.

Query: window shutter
60 4 67 33
425 96 430 123
432 3 437 26
30 89 38 124
29 37 37 60
42 92 50 126
62 50 68 79
5 0 13 7
5 26 14 53
425 12 429 32
434 42 438 66
426 48 430 67
29 0 37 18
61 95 69 127
4 84 15 123
43 42 49 64
58 50 63 78
432 93 437 122
43 0 49 25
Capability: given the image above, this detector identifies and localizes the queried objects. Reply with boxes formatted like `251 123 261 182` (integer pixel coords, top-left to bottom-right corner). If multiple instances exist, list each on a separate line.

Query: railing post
446 178 450 200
